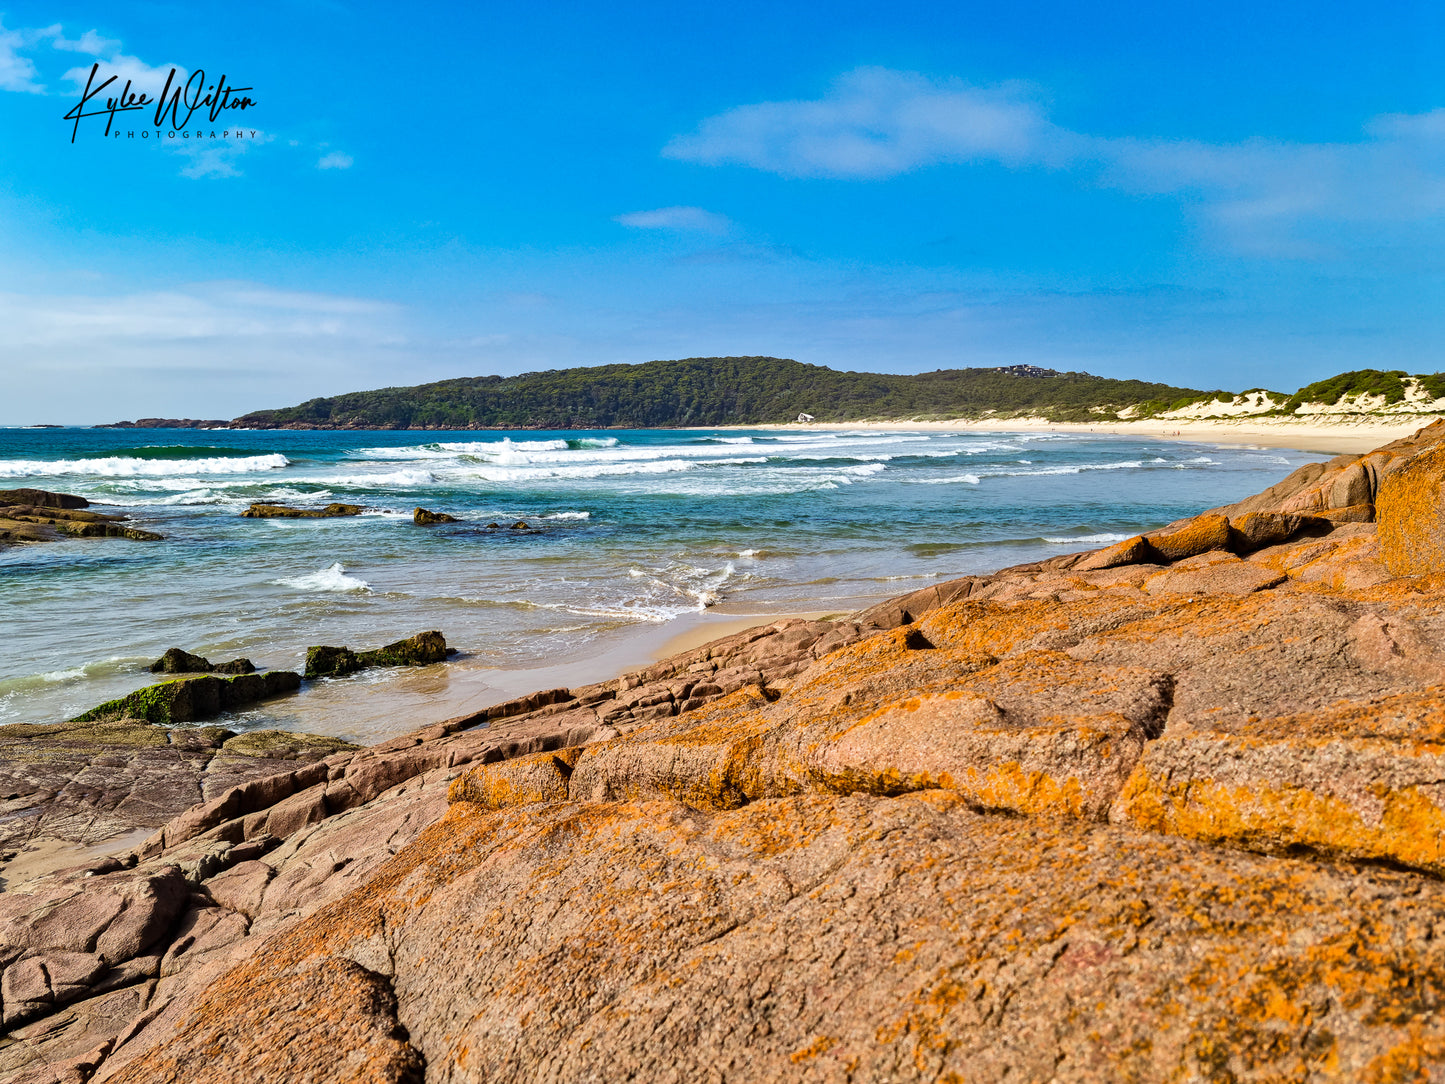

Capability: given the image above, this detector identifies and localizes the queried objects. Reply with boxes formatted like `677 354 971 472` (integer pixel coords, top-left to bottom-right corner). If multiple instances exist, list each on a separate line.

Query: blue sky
0 0 1441 423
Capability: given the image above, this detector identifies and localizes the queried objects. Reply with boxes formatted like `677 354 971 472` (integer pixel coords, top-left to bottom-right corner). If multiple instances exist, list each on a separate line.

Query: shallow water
0 426 1327 739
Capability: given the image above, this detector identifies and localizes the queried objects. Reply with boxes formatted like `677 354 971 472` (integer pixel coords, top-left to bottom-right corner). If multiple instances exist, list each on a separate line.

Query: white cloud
667 67 1445 256
665 68 1075 178
615 206 733 233
60 53 184 100
48 29 123 55
0 282 398 349
0 18 44 93
317 151 354 170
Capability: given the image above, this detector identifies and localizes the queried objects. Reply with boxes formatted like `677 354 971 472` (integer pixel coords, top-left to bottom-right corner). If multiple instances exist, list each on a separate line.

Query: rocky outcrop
304 632 451 679
10 423 1445 1082
239 503 363 518
70 672 302 726
94 420 230 430
148 650 254 676
0 491 163 544
412 508 458 525
0 490 89 510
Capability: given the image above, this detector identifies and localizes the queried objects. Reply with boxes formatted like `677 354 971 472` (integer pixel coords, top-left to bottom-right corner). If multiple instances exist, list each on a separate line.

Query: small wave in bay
272 562 371 592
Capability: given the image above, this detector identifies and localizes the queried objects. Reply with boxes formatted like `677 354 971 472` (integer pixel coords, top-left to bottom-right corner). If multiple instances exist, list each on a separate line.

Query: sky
0 0 1442 424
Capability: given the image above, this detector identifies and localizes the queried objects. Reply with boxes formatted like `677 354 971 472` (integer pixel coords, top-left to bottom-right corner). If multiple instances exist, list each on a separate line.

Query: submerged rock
150 648 256 675
239 503 363 519
304 631 450 679
413 507 459 524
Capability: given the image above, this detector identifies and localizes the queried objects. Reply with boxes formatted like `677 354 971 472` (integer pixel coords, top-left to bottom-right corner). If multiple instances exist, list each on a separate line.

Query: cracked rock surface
9 421 1445 1081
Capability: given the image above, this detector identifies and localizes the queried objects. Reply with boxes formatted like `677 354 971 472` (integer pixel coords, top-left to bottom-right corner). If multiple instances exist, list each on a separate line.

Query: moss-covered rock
413 507 459 525
150 648 257 675
71 670 303 726
306 632 450 679
304 645 360 679
356 631 449 668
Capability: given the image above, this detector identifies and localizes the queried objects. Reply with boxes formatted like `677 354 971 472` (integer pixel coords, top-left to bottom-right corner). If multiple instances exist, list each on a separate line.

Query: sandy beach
738 414 1445 455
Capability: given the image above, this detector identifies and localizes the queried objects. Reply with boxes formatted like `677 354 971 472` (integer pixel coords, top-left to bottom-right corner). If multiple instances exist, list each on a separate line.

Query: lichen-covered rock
1145 512 1231 561
1377 443 1445 576
20 429 1445 1083
448 749 579 809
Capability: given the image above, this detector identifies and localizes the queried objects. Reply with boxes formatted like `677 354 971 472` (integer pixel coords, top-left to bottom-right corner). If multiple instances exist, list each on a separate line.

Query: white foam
313 469 437 487
916 473 981 485
271 562 371 592
1042 532 1134 544
0 453 289 478
541 511 591 520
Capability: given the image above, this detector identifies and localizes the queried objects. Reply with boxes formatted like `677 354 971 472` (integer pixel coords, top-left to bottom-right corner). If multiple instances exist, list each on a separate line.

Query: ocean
0 426 1328 741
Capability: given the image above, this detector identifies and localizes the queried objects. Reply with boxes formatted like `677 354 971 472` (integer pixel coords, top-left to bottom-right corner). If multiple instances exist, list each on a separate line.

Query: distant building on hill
797 413 815 422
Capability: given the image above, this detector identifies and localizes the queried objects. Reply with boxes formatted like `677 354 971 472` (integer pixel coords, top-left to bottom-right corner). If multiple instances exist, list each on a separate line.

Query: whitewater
0 426 1328 739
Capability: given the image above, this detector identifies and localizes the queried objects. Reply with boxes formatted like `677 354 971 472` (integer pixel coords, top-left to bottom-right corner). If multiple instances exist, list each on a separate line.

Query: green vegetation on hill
1280 369 1411 413
232 357 1207 430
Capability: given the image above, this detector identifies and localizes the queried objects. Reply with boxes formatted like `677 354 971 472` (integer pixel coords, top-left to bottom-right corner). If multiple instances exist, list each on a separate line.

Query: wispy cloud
665 68 1071 179
0 282 398 349
47 28 122 56
317 151 354 170
615 205 733 234
667 67 1445 257
0 18 44 93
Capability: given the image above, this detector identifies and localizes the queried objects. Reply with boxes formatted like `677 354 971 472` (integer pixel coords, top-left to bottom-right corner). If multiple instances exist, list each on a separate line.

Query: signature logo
64 63 256 143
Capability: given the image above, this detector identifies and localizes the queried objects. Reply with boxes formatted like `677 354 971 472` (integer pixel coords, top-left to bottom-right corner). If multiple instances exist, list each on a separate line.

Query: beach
744 413 1445 455
0 423 1350 743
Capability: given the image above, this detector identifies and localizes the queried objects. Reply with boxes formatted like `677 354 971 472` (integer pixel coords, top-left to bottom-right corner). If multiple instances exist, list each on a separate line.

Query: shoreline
727 414 1443 455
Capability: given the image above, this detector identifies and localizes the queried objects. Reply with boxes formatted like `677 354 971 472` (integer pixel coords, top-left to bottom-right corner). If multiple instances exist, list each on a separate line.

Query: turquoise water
0 426 1326 738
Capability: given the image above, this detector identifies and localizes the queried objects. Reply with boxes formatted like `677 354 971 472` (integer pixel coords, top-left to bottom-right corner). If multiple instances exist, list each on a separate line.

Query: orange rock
1144 513 1231 561
1377 443 1445 576
448 748 580 809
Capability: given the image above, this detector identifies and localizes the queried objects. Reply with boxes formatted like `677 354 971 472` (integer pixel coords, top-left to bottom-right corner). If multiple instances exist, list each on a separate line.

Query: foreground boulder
13 423 1445 1082
304 631 451 679
149 649 255 675
239 503 362 518
71 672 302 726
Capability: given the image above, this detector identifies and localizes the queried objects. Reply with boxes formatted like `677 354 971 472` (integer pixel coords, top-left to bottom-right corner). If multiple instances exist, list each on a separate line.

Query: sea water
0 427 1327 741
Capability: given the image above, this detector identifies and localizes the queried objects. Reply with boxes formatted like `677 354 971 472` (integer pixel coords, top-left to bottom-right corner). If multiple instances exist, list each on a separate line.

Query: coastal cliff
8 424 1445 1081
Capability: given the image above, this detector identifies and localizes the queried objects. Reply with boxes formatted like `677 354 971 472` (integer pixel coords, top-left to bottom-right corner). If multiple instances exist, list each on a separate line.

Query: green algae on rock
70 671 302 726
304 631 450 679
150 648 256 675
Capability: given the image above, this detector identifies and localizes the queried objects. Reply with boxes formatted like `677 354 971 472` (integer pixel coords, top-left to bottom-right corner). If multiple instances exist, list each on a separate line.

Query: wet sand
234 603 877 746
